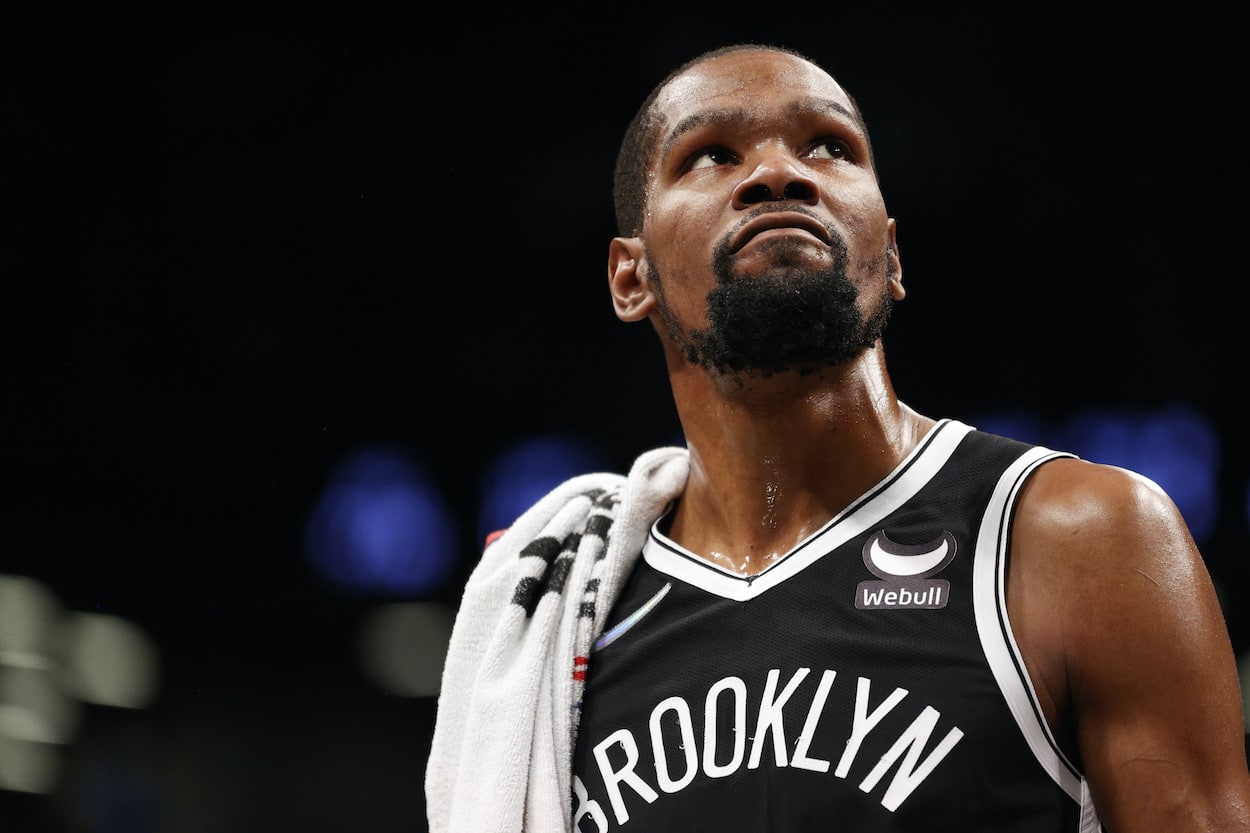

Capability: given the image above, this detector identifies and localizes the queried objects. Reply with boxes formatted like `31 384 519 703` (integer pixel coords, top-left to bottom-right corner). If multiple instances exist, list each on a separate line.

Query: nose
733 149 819 207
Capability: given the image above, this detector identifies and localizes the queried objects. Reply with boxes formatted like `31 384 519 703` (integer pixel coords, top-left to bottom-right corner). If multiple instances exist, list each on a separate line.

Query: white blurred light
0 574 163 796
0 667 79 744
0 575 62 659
56 613 161 709
0 734 62 794
356 602 454 697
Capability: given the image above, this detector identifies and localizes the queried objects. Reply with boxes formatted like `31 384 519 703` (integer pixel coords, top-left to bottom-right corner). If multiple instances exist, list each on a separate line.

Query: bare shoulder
1008 455 1223 680
1007 457 1209 653
1017 454 1188 540
1007 456 1250 830
1010 456 1204 593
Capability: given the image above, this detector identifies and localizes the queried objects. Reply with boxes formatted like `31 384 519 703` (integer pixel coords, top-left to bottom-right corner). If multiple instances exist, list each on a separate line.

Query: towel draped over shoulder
425 446 690 833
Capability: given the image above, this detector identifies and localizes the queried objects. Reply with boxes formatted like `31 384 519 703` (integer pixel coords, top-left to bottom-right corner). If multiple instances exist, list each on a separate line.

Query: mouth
728 210 833 254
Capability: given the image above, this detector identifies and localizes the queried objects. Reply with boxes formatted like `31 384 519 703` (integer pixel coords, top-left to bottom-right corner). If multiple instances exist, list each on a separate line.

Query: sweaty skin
607 48 1250 831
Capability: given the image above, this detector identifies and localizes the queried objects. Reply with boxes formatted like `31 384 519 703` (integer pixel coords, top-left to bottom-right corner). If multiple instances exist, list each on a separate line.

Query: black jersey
570 420 1103 832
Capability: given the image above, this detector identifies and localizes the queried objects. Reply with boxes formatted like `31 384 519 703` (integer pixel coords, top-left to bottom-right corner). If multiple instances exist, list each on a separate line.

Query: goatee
659 235 893 378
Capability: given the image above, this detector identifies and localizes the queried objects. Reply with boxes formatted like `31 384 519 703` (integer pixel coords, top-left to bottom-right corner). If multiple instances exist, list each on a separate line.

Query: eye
688 146 737 171
809 138 852 161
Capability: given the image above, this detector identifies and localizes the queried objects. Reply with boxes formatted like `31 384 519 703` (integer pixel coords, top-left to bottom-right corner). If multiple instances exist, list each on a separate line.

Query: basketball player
425 44 1250 832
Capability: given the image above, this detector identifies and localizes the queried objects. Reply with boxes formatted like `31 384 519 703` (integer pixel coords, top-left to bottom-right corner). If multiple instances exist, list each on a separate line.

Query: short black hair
611 43 875 237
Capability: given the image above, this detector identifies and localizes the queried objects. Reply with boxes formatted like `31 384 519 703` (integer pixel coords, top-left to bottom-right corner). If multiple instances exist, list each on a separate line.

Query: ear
608 236 655 322
886 218 905 301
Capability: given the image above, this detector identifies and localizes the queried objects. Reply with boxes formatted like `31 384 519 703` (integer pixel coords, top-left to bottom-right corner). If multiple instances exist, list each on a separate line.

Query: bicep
1015 461 1250 830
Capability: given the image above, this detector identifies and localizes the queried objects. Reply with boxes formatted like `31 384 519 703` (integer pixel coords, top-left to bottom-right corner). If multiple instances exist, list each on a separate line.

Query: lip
729 211 833 254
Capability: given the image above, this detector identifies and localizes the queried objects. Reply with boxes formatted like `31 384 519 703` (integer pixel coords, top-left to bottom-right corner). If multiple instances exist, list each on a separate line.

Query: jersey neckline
642 418 974 601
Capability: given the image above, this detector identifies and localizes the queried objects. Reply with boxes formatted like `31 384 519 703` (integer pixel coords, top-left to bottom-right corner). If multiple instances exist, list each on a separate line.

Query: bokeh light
475 434 612 547
0 575 160 796
974 402 1220 543
356 602 455 698
304 447 460 596
55 613 161 709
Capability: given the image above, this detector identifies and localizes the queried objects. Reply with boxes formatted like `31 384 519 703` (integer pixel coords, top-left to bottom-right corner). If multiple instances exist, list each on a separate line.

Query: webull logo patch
855 530 957 610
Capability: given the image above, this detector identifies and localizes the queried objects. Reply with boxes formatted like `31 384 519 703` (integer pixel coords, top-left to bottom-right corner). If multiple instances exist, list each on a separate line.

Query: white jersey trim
972 443 1102 830
643 419 975 602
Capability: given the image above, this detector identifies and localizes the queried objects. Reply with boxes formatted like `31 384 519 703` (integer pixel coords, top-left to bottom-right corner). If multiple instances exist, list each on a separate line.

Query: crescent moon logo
863 530 958 579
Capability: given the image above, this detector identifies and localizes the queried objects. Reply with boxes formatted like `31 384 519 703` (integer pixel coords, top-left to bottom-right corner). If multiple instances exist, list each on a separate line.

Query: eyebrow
659 96 859 162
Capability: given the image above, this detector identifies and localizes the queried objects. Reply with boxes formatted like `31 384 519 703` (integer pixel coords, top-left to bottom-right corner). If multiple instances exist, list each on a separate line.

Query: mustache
714 207 849 282
724 205 841 249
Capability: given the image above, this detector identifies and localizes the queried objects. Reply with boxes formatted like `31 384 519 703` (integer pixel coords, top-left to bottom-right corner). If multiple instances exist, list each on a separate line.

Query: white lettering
862 587 885 605
650 696 698 793
791 669 836 772
894 587 938 606
577 669 966 821
859 706 964 811
835 677 908 777
748 668 809 769
858 582 947 608
593 728 658 824
703 676 747 778
572 775 610 832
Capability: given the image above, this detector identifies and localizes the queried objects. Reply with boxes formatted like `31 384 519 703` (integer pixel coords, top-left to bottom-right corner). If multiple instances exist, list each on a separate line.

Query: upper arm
1009 458 1250 831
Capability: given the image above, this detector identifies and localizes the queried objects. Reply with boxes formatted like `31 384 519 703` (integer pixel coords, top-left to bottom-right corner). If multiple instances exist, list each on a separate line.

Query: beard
652 232 894 378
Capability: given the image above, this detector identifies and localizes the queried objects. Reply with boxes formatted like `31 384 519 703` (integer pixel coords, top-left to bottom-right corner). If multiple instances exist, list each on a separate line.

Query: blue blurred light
1052 403 1220 542
976 402 1220 544
968 409 1052 448
476 434 611 547
304 448 459 596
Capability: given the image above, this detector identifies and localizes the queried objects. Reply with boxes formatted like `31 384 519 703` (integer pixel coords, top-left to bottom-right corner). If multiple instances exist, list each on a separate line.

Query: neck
663 344 934 574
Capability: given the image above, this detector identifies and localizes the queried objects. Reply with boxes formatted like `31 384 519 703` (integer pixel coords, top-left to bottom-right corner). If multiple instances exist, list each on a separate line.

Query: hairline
613 44 875 237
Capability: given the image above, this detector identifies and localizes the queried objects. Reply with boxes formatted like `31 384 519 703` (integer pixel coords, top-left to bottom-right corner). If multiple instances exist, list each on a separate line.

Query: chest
571 525 1011 831
567 427 1082 832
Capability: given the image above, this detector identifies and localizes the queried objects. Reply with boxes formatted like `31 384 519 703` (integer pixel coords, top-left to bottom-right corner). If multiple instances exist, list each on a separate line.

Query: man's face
636 49 903 377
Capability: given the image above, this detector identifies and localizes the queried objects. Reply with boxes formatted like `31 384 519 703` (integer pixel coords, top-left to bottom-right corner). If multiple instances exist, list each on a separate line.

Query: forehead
654 50 854 133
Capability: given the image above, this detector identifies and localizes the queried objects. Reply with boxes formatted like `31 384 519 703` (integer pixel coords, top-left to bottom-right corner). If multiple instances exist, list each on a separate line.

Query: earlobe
886 218 905 301
608 237 655 322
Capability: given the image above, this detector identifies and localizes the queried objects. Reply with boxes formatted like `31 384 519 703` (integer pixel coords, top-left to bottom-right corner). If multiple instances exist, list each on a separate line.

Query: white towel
426 446 690 833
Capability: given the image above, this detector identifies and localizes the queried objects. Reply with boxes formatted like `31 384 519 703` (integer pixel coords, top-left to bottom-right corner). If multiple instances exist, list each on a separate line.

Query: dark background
6 6 1247 831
